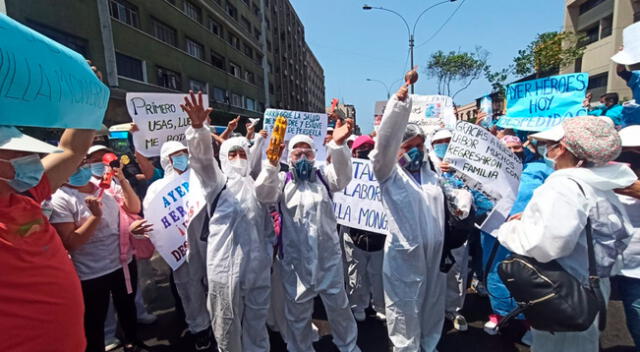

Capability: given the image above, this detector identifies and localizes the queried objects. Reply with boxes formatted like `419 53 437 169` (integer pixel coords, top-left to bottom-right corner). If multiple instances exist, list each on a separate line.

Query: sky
289 0 565 134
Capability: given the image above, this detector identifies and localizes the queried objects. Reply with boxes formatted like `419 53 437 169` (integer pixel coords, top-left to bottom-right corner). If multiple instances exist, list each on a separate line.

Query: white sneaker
483 319 499 335
353 309 366 322
374 311 386 321
137 311 157 324
104 337 121 352
453 314 468 332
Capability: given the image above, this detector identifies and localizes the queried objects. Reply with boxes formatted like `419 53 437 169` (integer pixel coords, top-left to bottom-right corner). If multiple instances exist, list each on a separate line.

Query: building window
228 33 240 49
183 1 202 23
208 17 222 36
157 66 181 90
241 16 251 32
110 0 139 27
213 87 227 103
588 72 608 90
186 38 204 59
227 1 238 19
267 40 272 52
579 0 606 15
243 43 253 58
152 19 178 46
116 52 144 81
211 51 226 70
189 79 208 93
254 27 261 40
245 70 255 84
229 62 241 78
26 21 90 57
231 93 243 107
245 97 256 111
253 3 260 17
600 15 612 39
580 24 599 46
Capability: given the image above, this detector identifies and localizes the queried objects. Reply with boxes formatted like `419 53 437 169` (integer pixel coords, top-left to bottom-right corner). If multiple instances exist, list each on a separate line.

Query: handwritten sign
410 95 456 134
498 73 589 131
333 159 389 235
143 171 191 270
263 108 328 161
0 14 109 129
126 92 208 157
444 121 523 231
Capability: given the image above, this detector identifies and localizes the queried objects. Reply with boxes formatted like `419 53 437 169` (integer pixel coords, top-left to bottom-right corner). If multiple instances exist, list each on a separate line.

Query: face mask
433 143 449 159
356 149 372 160
540 144 559 170
90 162 105 177
0 154 45 192
171 154 189 172
400 147 424 172
229 158 248 177
68 166 92 187
292 156 314 181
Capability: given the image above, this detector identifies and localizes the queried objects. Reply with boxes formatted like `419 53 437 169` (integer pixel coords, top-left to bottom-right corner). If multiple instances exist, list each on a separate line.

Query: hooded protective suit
143 141 210 335
184 126 274 352
370 95 446 352
255 135 361 352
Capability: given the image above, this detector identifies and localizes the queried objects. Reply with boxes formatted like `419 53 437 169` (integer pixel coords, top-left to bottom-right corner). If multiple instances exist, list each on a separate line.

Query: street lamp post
363 1 457 94
365 78 391 99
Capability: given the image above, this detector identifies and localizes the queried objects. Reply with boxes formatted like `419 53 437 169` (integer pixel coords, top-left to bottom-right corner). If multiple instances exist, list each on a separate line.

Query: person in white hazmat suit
180 91 272 352
143 141 213 351
254 119 361 352
369 74 447 352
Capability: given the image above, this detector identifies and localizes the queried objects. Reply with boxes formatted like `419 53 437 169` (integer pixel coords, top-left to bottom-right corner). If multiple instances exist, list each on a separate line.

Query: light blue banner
0 14 109 129
498 73 589 131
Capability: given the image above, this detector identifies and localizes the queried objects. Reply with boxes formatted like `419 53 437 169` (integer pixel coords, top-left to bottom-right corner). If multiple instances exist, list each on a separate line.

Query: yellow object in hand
267 116 288 162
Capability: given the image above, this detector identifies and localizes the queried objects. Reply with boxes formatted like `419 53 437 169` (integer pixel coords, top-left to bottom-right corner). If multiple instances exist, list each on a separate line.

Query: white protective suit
185 126 272 352
369 95 446 352
144 141 210 334
255 136 361 352
497 164 637 352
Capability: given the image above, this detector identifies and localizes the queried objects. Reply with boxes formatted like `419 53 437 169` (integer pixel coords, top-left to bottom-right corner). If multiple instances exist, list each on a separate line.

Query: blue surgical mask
292 156 314 181
0 154 45 192
68 165 92 187
90 162 105 177
400 147 424 172
433 143 449 159
544 155 557 170
171 154 189 172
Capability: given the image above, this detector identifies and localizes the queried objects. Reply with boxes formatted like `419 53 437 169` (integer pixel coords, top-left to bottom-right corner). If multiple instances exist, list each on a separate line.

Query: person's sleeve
186 126 225 195
27 174 52 203
323 140 353 192
49 191 76 224
249 134 265 180
496 177 589 263
255 162 282 204
628 71 640 90
370 95 413 182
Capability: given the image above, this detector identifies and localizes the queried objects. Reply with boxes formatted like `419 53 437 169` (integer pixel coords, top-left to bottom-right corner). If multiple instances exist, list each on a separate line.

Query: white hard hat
0 126 62 154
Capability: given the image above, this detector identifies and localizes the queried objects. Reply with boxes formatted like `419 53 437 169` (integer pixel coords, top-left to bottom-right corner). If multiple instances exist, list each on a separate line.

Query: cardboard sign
0 14 109 129
263 108 328 162
410 95 456 134
126 92 208 157
498 73 589 131
143 171 191 270
444 121 523 232
333 158 389 235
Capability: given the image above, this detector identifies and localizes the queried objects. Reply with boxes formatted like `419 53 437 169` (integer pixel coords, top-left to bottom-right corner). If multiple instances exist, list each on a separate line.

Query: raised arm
42 129 95 193
370 76 414 183
220 116 240 141
181 91 224 194
255 136 284 204
323 118 354 192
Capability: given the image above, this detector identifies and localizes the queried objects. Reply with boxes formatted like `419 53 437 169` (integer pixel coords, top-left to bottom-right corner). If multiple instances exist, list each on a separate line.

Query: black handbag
494 180 607 333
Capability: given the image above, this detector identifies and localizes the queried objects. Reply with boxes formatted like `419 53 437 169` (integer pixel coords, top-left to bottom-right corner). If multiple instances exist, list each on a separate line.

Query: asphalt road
113 258 637 352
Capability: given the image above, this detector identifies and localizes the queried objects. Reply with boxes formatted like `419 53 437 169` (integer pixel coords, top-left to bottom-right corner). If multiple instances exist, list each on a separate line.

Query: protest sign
410 95 456 134
126 92 208 157
333 158 389 235
0 14 109 129
143 171 191 270
498 73 589 131
444 121 523 232
263 108 328 162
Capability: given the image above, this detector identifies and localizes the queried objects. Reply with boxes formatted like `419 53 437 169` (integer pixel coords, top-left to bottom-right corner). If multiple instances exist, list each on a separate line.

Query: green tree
484 65 512 98
513 31 585 78
426 47 489 100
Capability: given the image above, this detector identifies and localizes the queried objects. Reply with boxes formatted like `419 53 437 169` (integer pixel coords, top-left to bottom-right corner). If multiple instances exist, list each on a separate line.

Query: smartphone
108 131 133 156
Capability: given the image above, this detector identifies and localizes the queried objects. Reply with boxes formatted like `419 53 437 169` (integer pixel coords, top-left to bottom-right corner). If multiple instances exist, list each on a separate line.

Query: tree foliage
426 47 489 100
513 31 585 77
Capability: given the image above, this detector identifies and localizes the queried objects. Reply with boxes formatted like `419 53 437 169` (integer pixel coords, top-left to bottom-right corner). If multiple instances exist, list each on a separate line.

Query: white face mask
229 158 248 177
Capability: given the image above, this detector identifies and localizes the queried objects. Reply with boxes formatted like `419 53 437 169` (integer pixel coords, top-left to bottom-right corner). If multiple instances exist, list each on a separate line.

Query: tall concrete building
2 0 325 126
305 43 326 113
561 0 640 100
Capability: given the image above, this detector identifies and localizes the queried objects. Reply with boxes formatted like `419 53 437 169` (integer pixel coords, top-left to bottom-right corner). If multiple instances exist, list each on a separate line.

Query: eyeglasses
289 148 315 161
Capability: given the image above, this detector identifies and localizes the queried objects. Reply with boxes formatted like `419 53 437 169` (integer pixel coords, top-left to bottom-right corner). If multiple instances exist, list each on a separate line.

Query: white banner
444 121 523 233
126 92 208 157
143 171 191 270
410 95 456 134
333 159 389 235
263 108 328 162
